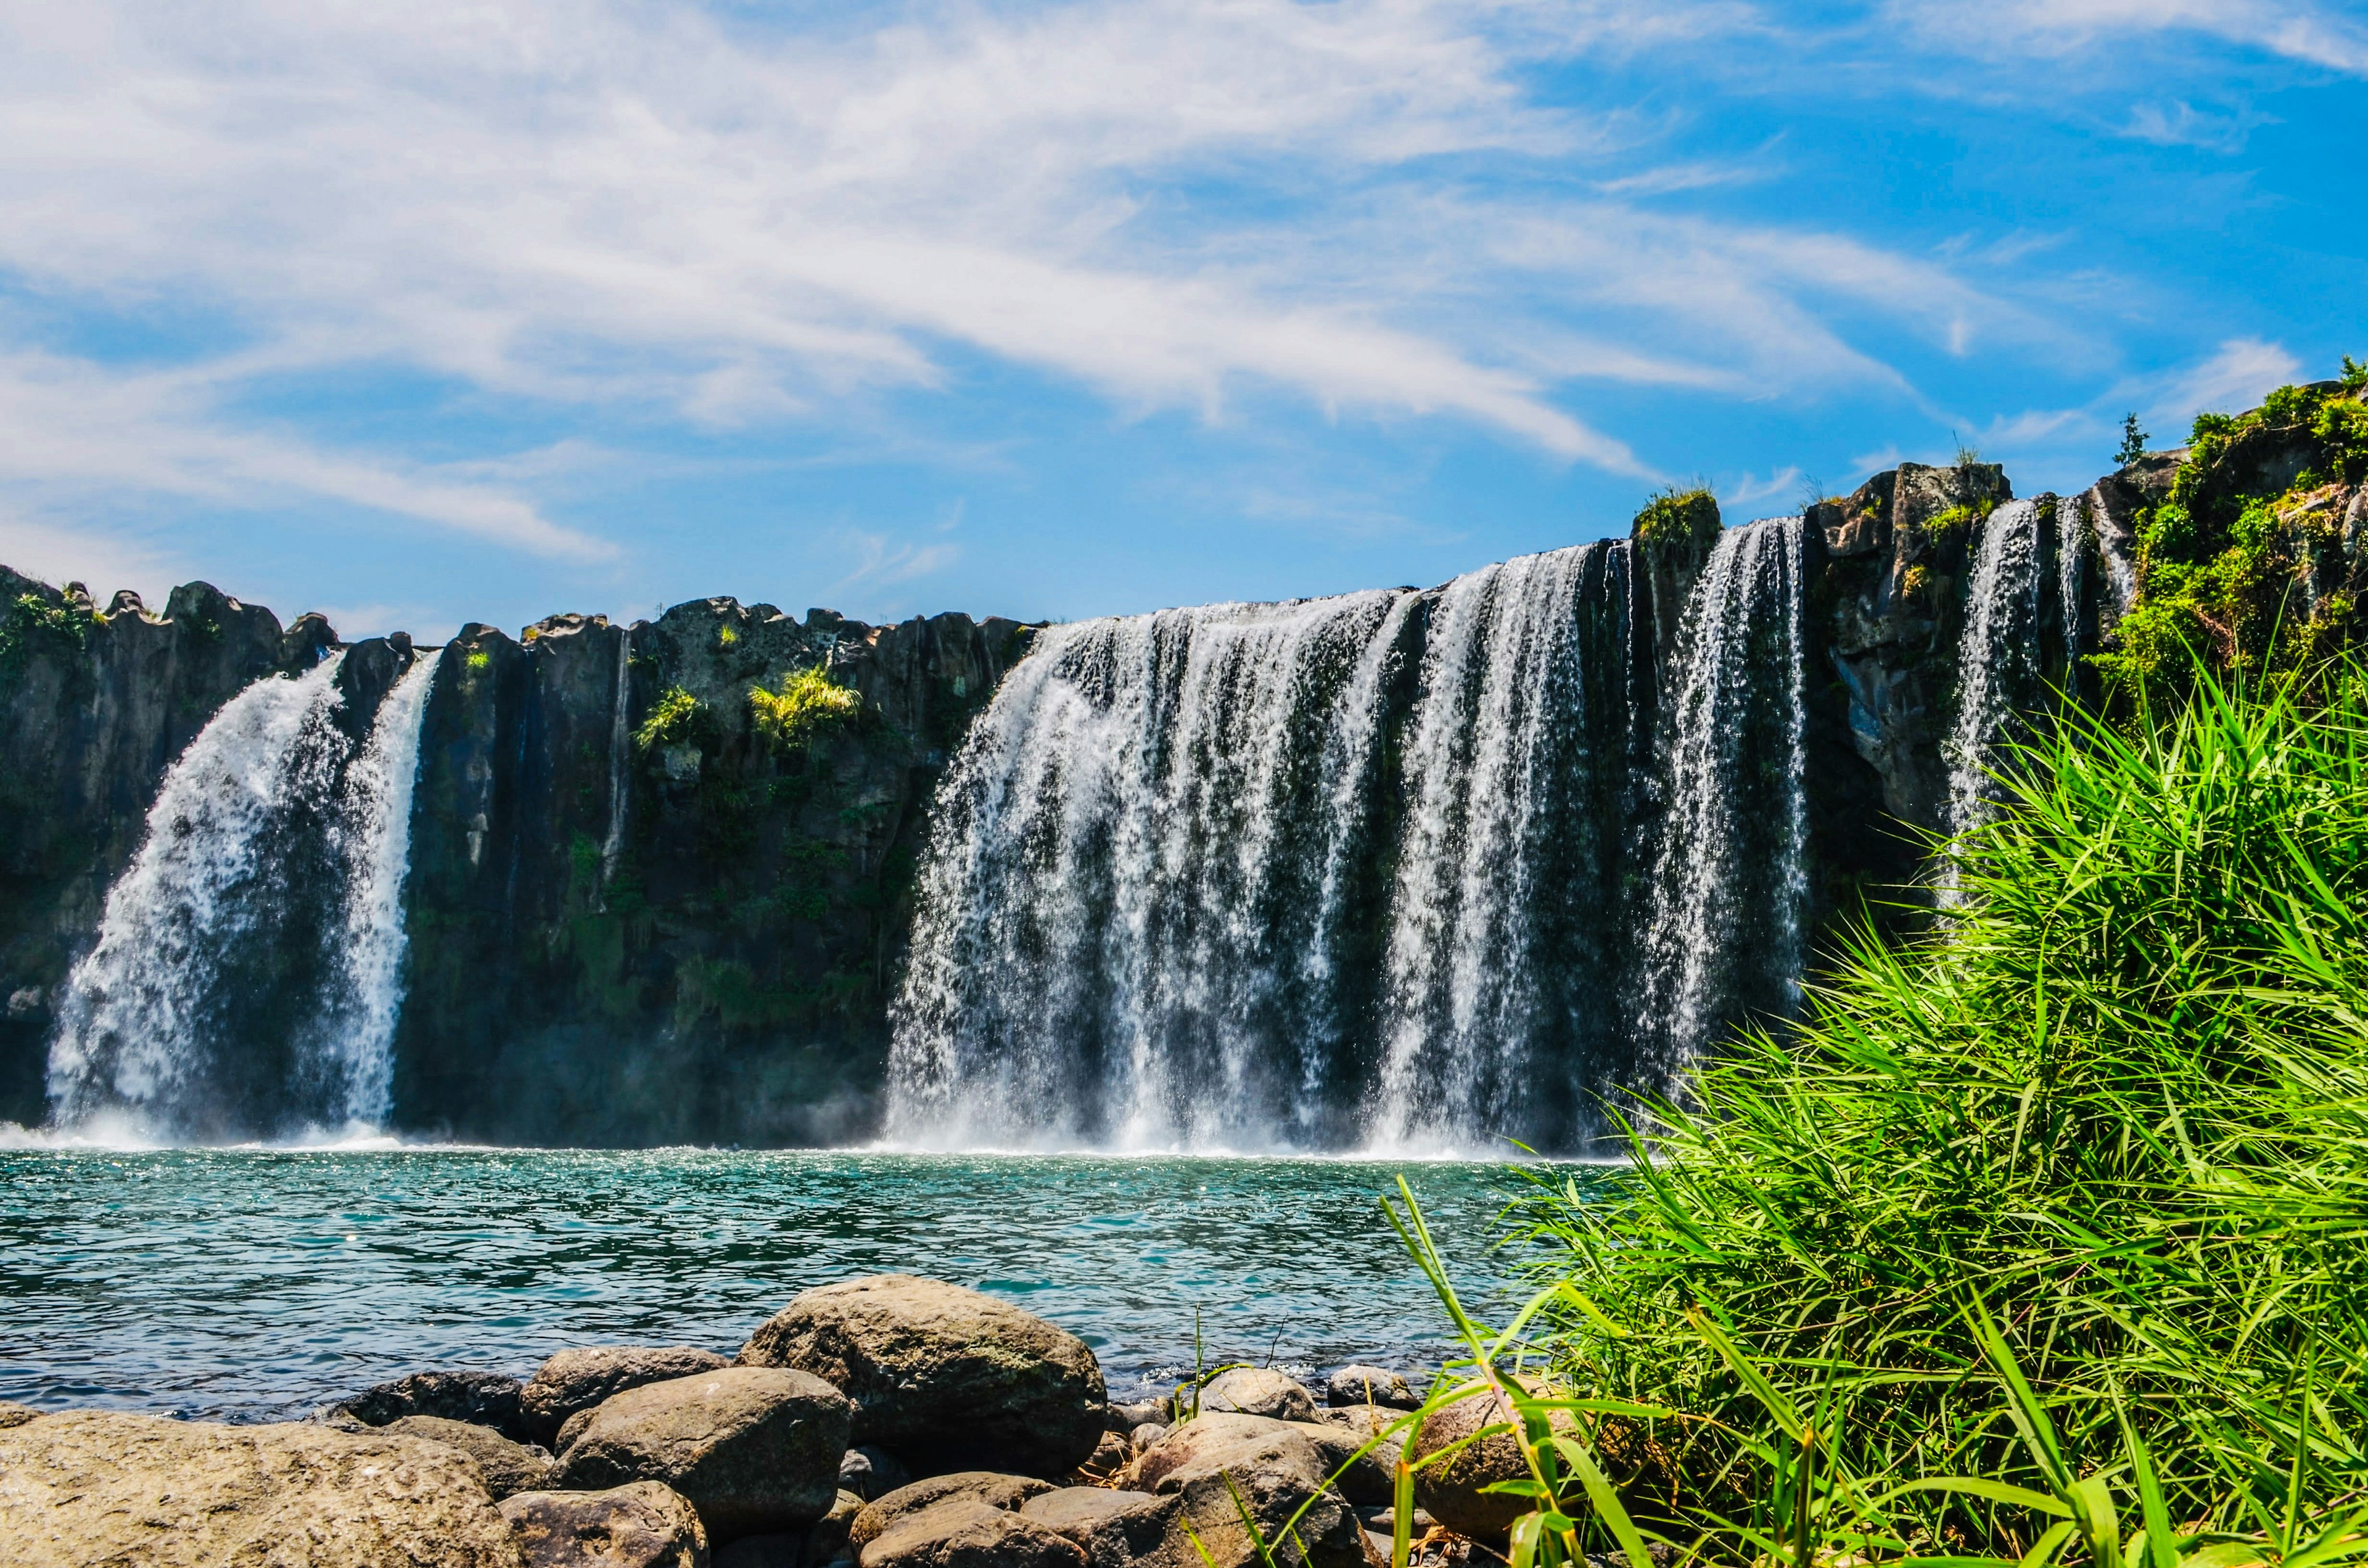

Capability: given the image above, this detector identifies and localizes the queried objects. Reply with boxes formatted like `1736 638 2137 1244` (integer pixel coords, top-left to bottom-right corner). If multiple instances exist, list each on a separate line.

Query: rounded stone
0 1409 517 1566
555 1365 852 1543
859 1498 1087 1568
1407 1381 1576 1541
1121 1413 1364 1568
339 1369 533 1443
849 1473 1056 1551
1196 1369 1316 1423
383 1413 556 1498
1323 1367 1418 1411
501 1480 709 1567
738 1276 1106 1477
523 1346 731 1445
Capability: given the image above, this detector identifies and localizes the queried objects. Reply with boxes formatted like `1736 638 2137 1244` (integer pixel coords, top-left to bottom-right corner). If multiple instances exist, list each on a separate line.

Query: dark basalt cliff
0 449 2218 1145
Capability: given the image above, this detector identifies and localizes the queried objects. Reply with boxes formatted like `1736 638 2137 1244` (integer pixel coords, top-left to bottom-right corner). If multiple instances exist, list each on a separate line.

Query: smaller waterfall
600 628 631 890
308 658 437 1127
1946 499 2045 840
1635 517 1807 1086
47 655 350 1138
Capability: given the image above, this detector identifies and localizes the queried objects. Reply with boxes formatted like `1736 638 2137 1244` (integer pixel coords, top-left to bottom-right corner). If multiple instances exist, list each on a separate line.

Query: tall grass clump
1511 659 2368 1553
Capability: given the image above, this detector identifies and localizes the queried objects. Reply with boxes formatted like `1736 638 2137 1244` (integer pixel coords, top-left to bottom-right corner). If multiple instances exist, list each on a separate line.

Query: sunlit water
0 1149 1590 1424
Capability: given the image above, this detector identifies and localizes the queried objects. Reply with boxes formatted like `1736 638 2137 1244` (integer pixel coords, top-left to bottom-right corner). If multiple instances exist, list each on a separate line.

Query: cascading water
1946 499 2046 840
305 658 437 1128
1368 543 1634 1152
1634 517 1808 1088
47 655 352 1139
886 592 1415 1151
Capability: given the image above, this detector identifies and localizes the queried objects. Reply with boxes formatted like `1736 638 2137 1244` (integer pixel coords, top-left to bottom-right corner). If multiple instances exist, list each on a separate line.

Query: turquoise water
0 1149 1585 1424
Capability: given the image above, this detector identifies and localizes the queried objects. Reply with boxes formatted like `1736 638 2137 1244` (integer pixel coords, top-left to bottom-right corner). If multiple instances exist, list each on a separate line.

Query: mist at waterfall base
0 1146 1539 1423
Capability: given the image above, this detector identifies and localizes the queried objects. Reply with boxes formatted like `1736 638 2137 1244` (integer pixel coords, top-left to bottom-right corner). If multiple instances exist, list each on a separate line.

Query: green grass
1450 657 2368 1561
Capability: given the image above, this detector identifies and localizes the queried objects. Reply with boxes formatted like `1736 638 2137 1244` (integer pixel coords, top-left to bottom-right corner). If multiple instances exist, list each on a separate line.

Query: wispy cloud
2146 337 2303 431
1893 0 2368 76
830 530 962 594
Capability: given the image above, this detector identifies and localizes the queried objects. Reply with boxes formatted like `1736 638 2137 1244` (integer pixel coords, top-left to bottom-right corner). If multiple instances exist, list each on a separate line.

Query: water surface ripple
0 1149 1576 1423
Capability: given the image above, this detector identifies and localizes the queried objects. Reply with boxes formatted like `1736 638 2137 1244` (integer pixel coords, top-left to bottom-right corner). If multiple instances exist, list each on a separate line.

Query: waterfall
1368 543 1632 1152
1635 517 1808 1087
47 655 351 1139
886 591 1414 1151
600 628 631 892
1946 499 2045 840
306 658 437 1127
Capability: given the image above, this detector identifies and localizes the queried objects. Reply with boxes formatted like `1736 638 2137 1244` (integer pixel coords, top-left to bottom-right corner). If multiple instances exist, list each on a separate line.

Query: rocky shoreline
0 1273 1515 1568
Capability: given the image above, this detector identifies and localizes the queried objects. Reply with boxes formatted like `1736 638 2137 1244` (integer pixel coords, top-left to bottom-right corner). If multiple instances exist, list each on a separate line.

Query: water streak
1635 518 1807 1086
1946 499 2045 840
311 657 437 1127
47 655 350 1138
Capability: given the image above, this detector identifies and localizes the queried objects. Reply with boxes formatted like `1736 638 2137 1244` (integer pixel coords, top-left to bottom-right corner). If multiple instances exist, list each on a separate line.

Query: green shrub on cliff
1634 486 1721 551
0 591 97 670
749 665 862 753
634 684 707 750
1510 658 2368 1554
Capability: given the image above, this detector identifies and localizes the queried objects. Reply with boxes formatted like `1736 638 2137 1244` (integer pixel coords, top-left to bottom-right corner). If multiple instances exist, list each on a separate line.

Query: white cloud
1893 0 2368 75
0 0 2028 504
2146 337 2303 431
831 530 963 593
0 511 181 604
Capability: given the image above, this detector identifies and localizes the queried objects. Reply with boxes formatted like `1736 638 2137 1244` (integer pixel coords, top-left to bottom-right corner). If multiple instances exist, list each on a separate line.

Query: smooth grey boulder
801 1488 866 1568
0 1409 517 1566
385 1413 556 1498
1121 1413 1364 1568
1407 1382 1575 1541
1198 1369 1316 1423
342 1368 533 1442
841 1444 912 1501
859 1498 1087 1568
849 1472 1055 1551
1106 1400 1168 1432
1128 1423 1169 1453
524 1347 731 1444
1018 1488 1175 1568
1323 1368 1418 1412
1308 1408 1407 1505
503 1480 710 1567
555 1366 851 1542
0 1400 40 1428
739 1275 1105 1477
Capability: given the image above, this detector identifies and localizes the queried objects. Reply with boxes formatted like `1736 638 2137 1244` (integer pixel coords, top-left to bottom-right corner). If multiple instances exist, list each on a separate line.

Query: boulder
841 1444 913 1501
1198 1369 1316 1423
739 1276 1105 1476
343 1369 533 1442
0 1400 41 1428
525 1347 731 1445
859 1498 1087 1568
802 1488 867 1567
559 1405 599 1455
1128 1423 1169 1453
503 1480 709 1567
1407 1382 1574 1541
1018 1488 1176 1568
386 1413 557 1498
1323 1368 1418 1412
1297 1410 1402 1506
0 1409 517 1566
556 1366 851 1542
1107 1400 1169 1432
1122 1413 1364 1568
850 1473 1055 1550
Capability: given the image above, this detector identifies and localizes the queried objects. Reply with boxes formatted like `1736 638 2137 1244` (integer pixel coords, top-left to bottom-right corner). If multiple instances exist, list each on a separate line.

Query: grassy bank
1352 657 2368 1568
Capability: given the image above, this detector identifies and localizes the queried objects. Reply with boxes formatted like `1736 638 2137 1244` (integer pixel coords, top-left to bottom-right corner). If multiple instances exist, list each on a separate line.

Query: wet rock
1323 1368 1418 1411
343 1368 533 1442
1122 1413 1364 1568
0 1408 517 1566
555 1365 851 1542
1128 1423 1169 1453
1018 1487 1175 1568
849 1473 1056 1551
716 1534 800 1568
0 1400 41 1428
503 1480 710 1567
1198 1369 1316 1422
842 1445 913 1501
860 1498 1087 1568
385 1413 557 1498
1107 1399 1170 1431
525 1347 731 1444
739 1276 1106 1477
800 1488 867 1567
1408 1382 1576 1541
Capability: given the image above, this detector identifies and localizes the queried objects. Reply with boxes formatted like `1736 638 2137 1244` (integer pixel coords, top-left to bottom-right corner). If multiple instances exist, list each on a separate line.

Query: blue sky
1 0 2362 640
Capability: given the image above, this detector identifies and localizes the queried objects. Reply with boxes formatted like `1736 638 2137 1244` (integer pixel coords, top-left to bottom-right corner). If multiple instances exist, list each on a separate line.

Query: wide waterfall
46 653 437 1141
887 524 1809 1155
1947 499 2047 839
1634 518 1808 1088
